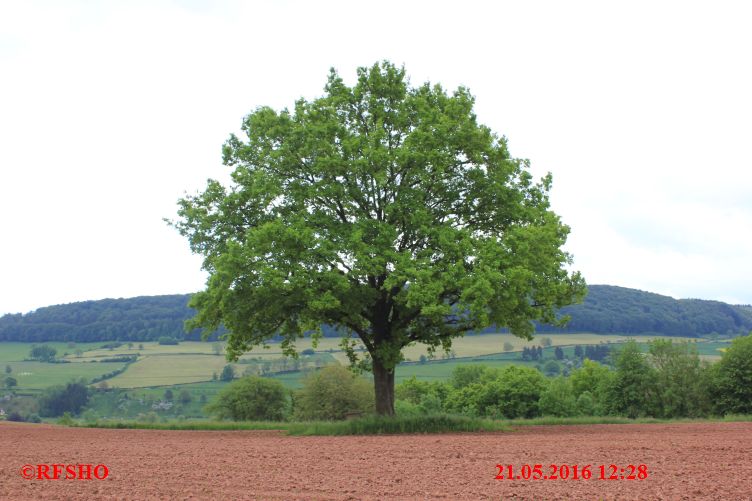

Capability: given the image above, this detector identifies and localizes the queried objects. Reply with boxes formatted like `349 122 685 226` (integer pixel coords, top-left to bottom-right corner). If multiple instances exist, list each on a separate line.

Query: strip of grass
505 414 752 426
73 420 292 431
286 414 509 435
69 413 752 434
73 414 507 434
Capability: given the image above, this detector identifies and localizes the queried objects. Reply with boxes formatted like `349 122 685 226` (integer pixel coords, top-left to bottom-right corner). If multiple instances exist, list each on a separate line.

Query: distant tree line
534 285 752 337
1 286 751 343
0 295 224 343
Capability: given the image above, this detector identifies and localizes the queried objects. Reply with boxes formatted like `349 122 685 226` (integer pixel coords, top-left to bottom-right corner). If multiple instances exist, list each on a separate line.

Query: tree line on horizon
1 285 751 344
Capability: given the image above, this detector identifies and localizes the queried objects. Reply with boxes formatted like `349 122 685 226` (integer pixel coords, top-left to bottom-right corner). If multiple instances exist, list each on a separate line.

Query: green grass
0 342 103 362
73 414 508 435
4 360 128 389
106 354 235 388
286 414 509 435
395 358 538 383
504 414 752 426
67 413 752 434
74 420 292 431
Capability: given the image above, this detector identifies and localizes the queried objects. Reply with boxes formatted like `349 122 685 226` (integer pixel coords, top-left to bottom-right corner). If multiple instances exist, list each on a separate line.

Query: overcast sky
1 0 750 315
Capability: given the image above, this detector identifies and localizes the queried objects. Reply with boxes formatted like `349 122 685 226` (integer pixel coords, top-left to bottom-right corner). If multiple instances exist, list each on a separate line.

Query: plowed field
1 421 751 500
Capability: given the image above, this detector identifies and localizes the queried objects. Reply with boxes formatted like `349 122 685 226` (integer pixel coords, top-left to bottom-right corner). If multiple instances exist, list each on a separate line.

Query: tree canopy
172 61 586 414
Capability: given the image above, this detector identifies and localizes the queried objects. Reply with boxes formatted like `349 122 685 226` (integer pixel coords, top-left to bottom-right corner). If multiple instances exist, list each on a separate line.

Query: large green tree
172 61 585 415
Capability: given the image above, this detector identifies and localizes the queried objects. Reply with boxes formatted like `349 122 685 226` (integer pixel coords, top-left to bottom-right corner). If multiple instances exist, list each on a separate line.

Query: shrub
395 377 435 404
539 377 577 417
29 345 57 362
205 376 289 421
220 364 235 382
293 365 374 420
6 411 25 422
395 378 446 415
157 337 179 345
178 390 192 405
543 360 561 376
569 359 613 412
575 391 596 416
605 341 657 418
450 365 493 389
444 365 546 418
57 412 75 426
648 339 710 418
38 381 89 417
712 333 752 414
395 399 422 417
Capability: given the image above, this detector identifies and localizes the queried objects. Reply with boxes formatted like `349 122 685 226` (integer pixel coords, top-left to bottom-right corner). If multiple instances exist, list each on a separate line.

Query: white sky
1 0 751 315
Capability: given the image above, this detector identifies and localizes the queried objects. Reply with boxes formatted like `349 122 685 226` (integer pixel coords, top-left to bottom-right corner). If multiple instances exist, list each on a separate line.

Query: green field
395 359 540 383
0 334 720 393
4 360 127 390
0 342 103 362
106 354 234 388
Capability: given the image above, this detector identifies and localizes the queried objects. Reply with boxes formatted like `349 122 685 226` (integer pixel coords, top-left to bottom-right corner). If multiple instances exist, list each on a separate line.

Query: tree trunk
372 358 395 416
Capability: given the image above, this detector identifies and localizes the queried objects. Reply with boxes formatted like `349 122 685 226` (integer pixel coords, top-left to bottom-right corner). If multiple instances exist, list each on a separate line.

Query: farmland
0 334 727 393
1 421 750 500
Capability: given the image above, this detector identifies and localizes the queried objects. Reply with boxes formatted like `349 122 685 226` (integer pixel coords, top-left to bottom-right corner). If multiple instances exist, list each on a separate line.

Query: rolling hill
0 285 750 343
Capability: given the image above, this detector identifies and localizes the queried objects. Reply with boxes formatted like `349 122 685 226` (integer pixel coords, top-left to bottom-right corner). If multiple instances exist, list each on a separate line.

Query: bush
569 359 613 414
220 364 235 382
99 355 137 363
444 365 546 418
157 337 179 345
205 376 289 421
395 399 422 417
395 377 436 404
57 412 75 426
605 341 657 418
575 391 596 416
293 365 374 420
543 360 561 376
395 379 446 415
648 339 710 418
178 390 192 405
539 377 577 417
450 365 493 389
38 381 90 417
712 333 752 414
29 345 57 362
6 411 25 422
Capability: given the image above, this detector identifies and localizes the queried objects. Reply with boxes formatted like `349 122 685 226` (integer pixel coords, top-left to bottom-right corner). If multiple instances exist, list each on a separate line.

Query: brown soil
1 421 751 500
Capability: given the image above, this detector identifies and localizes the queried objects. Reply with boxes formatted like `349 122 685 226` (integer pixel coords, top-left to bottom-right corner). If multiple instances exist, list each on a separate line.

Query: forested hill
1 285 751 343
0 295 218 343
535 285 752 337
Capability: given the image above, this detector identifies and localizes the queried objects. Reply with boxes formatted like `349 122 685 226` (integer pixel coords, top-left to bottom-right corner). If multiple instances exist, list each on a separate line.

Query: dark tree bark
372 357 395 416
